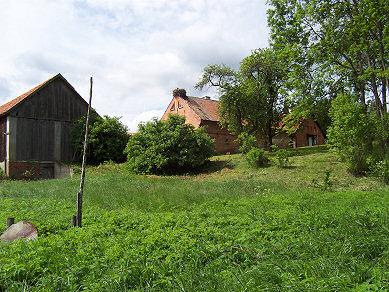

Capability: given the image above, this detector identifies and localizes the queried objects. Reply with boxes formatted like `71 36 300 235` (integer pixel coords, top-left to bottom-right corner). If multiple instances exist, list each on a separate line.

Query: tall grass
0 146 388 291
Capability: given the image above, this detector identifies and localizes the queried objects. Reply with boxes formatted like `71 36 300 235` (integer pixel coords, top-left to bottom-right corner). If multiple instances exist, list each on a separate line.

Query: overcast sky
0 0 269 131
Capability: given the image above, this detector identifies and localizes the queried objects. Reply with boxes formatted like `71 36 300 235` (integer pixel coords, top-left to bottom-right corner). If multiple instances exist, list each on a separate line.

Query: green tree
268 0 389 166
196 49 285 149
72 115 129 165
125 115 214 174
327 94 372 174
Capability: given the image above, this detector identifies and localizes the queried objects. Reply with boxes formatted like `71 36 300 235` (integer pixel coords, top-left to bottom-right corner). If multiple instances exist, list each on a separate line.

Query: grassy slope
0 146 388 291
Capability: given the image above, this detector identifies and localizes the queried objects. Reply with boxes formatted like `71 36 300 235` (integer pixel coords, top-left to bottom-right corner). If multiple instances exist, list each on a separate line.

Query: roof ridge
0 74 62 117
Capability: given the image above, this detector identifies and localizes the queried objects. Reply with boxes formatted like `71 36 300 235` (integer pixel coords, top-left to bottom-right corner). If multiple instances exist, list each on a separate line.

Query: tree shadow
288 145 329 157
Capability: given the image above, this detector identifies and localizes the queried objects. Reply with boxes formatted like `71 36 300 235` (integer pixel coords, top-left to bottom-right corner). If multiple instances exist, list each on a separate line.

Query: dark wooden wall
9 78 88 163
0 117 6 161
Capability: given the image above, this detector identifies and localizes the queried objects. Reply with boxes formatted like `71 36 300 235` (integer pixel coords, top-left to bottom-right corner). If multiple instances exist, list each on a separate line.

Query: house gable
161 96 202 127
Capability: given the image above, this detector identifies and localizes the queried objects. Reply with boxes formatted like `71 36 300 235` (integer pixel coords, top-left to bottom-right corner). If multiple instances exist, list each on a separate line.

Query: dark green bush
72 114 129 165
245 147 269 168
125 115 214 174
237 132 257 154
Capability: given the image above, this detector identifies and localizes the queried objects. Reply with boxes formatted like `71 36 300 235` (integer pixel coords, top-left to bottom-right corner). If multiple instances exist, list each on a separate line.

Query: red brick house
161 89 239 154
275 118 325 148
161 89 325 153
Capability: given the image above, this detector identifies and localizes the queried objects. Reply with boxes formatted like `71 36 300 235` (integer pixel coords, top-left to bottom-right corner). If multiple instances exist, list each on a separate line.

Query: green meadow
0 146 388 291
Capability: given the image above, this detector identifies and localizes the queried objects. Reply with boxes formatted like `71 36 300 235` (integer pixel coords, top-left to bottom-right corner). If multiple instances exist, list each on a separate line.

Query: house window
307 135 317 146
170 104 175 111
178 101 183 109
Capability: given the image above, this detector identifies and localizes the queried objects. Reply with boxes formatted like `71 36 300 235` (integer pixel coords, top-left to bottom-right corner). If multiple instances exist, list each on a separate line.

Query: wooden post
72 215 77 227
76 77 93 227
7 217 14 228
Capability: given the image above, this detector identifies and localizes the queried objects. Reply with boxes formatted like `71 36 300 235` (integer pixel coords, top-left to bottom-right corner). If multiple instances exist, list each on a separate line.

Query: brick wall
161 96 201 127
200 121 239 154
8 161 54 179
162 97 238 154
293 119 325 147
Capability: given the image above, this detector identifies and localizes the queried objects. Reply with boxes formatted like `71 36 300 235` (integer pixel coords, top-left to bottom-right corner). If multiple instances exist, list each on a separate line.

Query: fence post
6 217 14 228
71 215 77 227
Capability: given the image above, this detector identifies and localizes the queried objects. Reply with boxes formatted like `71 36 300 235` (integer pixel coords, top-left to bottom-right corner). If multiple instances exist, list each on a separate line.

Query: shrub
125 115 214 174
72 114 129 165
237 132 257 154
271 145 291 168
275 149 291 168
327 94 372 175
370 160 389 184
245 147 269 168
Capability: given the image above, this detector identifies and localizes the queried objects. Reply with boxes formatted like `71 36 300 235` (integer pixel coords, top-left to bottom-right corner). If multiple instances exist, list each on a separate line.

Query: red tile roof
186 96 220 122
0 74 61 117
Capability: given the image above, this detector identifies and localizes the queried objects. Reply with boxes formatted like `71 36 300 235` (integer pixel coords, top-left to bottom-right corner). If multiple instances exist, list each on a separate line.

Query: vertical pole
71 215 77 227
6 217 14 228
76 77 93 227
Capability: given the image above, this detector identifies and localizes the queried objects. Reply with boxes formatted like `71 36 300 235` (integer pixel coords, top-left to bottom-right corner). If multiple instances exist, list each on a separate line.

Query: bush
275 149 291 168
72 114 129 165
370 160 389 184
125 115 214 174
245 147 269 168
237 132 257 154
327 94 372 175
271 145 291 168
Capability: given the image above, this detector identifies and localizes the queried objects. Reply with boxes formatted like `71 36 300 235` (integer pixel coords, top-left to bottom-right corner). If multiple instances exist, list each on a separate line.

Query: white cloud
0 0 269 131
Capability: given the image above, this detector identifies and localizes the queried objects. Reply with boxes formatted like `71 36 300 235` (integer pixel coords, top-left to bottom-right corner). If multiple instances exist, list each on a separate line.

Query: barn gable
0 74 89 179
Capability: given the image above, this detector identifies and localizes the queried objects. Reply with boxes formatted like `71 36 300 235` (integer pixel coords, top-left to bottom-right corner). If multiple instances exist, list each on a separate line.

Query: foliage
312 169 333 191
245 147 269 168
196 48 286 149
272 145 291 168
237 132 257 154
369 159 389 184
327 94 372 175
267 0 389 167
0 148 388 290
71 113 129 165
125 115 214 174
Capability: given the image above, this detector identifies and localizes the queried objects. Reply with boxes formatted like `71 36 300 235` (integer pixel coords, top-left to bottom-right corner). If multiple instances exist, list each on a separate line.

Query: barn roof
186 96 220 122
0 73 86 117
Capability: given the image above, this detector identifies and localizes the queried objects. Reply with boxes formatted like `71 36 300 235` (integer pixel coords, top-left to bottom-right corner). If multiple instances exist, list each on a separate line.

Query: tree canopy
196 48 286 149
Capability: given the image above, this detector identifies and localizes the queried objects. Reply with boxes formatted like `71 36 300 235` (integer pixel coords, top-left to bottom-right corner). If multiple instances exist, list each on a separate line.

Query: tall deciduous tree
267 0 389 152
196 49 285 149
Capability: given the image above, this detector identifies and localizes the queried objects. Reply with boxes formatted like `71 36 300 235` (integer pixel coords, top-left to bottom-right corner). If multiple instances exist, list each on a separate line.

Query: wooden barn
0 74 89 179
161 89 239 154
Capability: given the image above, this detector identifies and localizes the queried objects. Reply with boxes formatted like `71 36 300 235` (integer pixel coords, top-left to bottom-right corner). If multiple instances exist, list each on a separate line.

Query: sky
0 0 269 131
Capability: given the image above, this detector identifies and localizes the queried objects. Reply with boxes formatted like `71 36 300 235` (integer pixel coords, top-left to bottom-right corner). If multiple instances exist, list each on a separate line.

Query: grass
0 146 388 291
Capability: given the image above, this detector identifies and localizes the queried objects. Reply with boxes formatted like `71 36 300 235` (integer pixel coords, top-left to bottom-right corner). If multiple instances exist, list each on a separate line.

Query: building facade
162 89 325 153
161 90 239 154
0 74 89 179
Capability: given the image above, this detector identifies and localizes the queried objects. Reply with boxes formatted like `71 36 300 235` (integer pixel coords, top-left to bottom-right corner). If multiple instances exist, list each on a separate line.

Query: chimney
173 88 187 99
